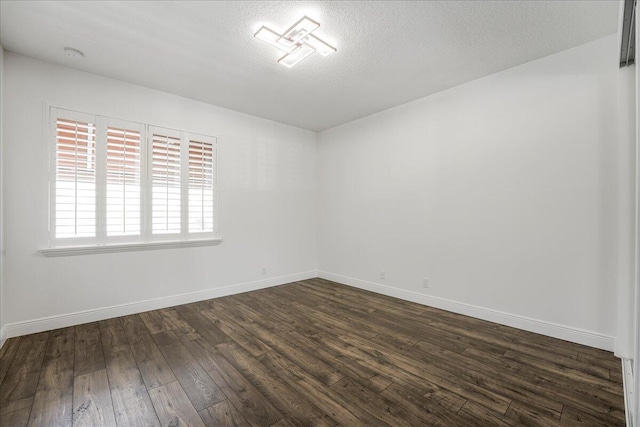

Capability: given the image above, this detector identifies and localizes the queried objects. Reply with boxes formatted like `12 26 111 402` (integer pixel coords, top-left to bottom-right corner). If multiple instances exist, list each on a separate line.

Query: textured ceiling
0 1 619 131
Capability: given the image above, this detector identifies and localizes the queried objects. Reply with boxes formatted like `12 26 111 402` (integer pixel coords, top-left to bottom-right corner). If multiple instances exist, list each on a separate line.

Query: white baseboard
317 271 616 352
0 270 317 341
622 358 635 427
1 270 617 353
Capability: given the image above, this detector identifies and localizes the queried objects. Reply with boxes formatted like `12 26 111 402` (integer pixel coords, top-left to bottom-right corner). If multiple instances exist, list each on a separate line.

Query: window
150 128 182 236
54 116 97 239
46 107 218 251
188 138 216 233
106 124 142 237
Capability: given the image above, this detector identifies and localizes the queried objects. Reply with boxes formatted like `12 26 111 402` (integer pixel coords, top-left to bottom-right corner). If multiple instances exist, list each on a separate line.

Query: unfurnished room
0 1 639 426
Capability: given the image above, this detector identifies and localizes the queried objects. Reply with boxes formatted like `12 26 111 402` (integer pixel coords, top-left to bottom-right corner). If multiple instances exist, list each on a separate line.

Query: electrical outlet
422 278 429 288
380 271 386 280
262 266 267 275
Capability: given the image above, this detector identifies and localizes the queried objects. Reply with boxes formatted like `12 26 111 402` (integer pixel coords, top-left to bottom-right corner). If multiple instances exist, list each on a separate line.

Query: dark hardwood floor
0 279 625 426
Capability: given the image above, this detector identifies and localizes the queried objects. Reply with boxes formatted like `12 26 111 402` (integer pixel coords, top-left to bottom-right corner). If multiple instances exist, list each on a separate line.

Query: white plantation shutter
105 121 143 237
188 137 216 233
47 108 218 250
150 127 182 235
54 114 97 239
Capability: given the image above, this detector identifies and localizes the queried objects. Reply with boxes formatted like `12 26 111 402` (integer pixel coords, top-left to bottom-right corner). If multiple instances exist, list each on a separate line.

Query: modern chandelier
254 16 337 68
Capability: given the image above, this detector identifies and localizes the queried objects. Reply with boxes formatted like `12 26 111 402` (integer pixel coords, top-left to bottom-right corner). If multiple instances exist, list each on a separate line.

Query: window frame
186 133 218 238
48 108 99 248
43 106 220 254
102 116 146 245
148 125 184 243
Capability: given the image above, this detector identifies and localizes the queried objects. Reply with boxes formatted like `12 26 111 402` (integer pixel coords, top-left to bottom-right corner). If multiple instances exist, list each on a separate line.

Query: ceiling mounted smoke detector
63 47 84 58
254 16 336 68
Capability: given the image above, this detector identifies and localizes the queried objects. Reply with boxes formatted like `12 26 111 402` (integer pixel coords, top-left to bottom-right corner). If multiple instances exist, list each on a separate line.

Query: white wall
0 45 5 345
615 63 636 359
634 8 640 423
1 53 317 338
317 35 621 350
616 18 637 423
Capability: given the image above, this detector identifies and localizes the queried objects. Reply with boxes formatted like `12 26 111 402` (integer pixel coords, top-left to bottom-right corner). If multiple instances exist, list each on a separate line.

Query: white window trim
41 105 221 255
39 238 222 257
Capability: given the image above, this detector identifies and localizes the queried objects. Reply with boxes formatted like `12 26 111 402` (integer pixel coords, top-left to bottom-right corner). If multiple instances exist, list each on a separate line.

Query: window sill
39 238 223 257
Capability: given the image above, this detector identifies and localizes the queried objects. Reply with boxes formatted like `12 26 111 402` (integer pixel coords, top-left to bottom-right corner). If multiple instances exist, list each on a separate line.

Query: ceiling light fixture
254 16 336 68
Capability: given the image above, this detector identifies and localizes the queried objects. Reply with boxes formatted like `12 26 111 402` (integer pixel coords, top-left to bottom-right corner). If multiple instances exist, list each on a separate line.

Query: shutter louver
55 118 97 238
188 139 215 233
151 132 181 234
106 126 141 236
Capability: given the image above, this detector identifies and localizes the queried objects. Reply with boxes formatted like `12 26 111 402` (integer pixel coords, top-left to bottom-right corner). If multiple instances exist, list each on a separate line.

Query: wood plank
27 327 75 426
260 351 376 427
458 400 515 427
378 382 483 427
0 388 38 415
273 298 378 341
199 400 251 427
609 368 622 384
308 332 467 413
99 319 161 426
1 332 49 384
73 369 117 427
173 305 232 346
0 407 30 427
148 380 205 427
0 337 22 387
0 332 49 416
561 405 624 426
216 297 380 381
139 310 171 335
239 295 324 337
217 342 335 427
330 376 433 426
337 331 512 414
151 330 226 411
269 287 384 340
463 346 625 424
121 314 176 389
503 350 622 401
205 349 283 427
199 308 272 357
518 330 611 360
212 300 345 387
158 308 200 341
505 401 565 427
383 337 564 418
74 322 106 377
502 350 616 392
296 291 482 356
181 338 222 373
577 352 621 372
